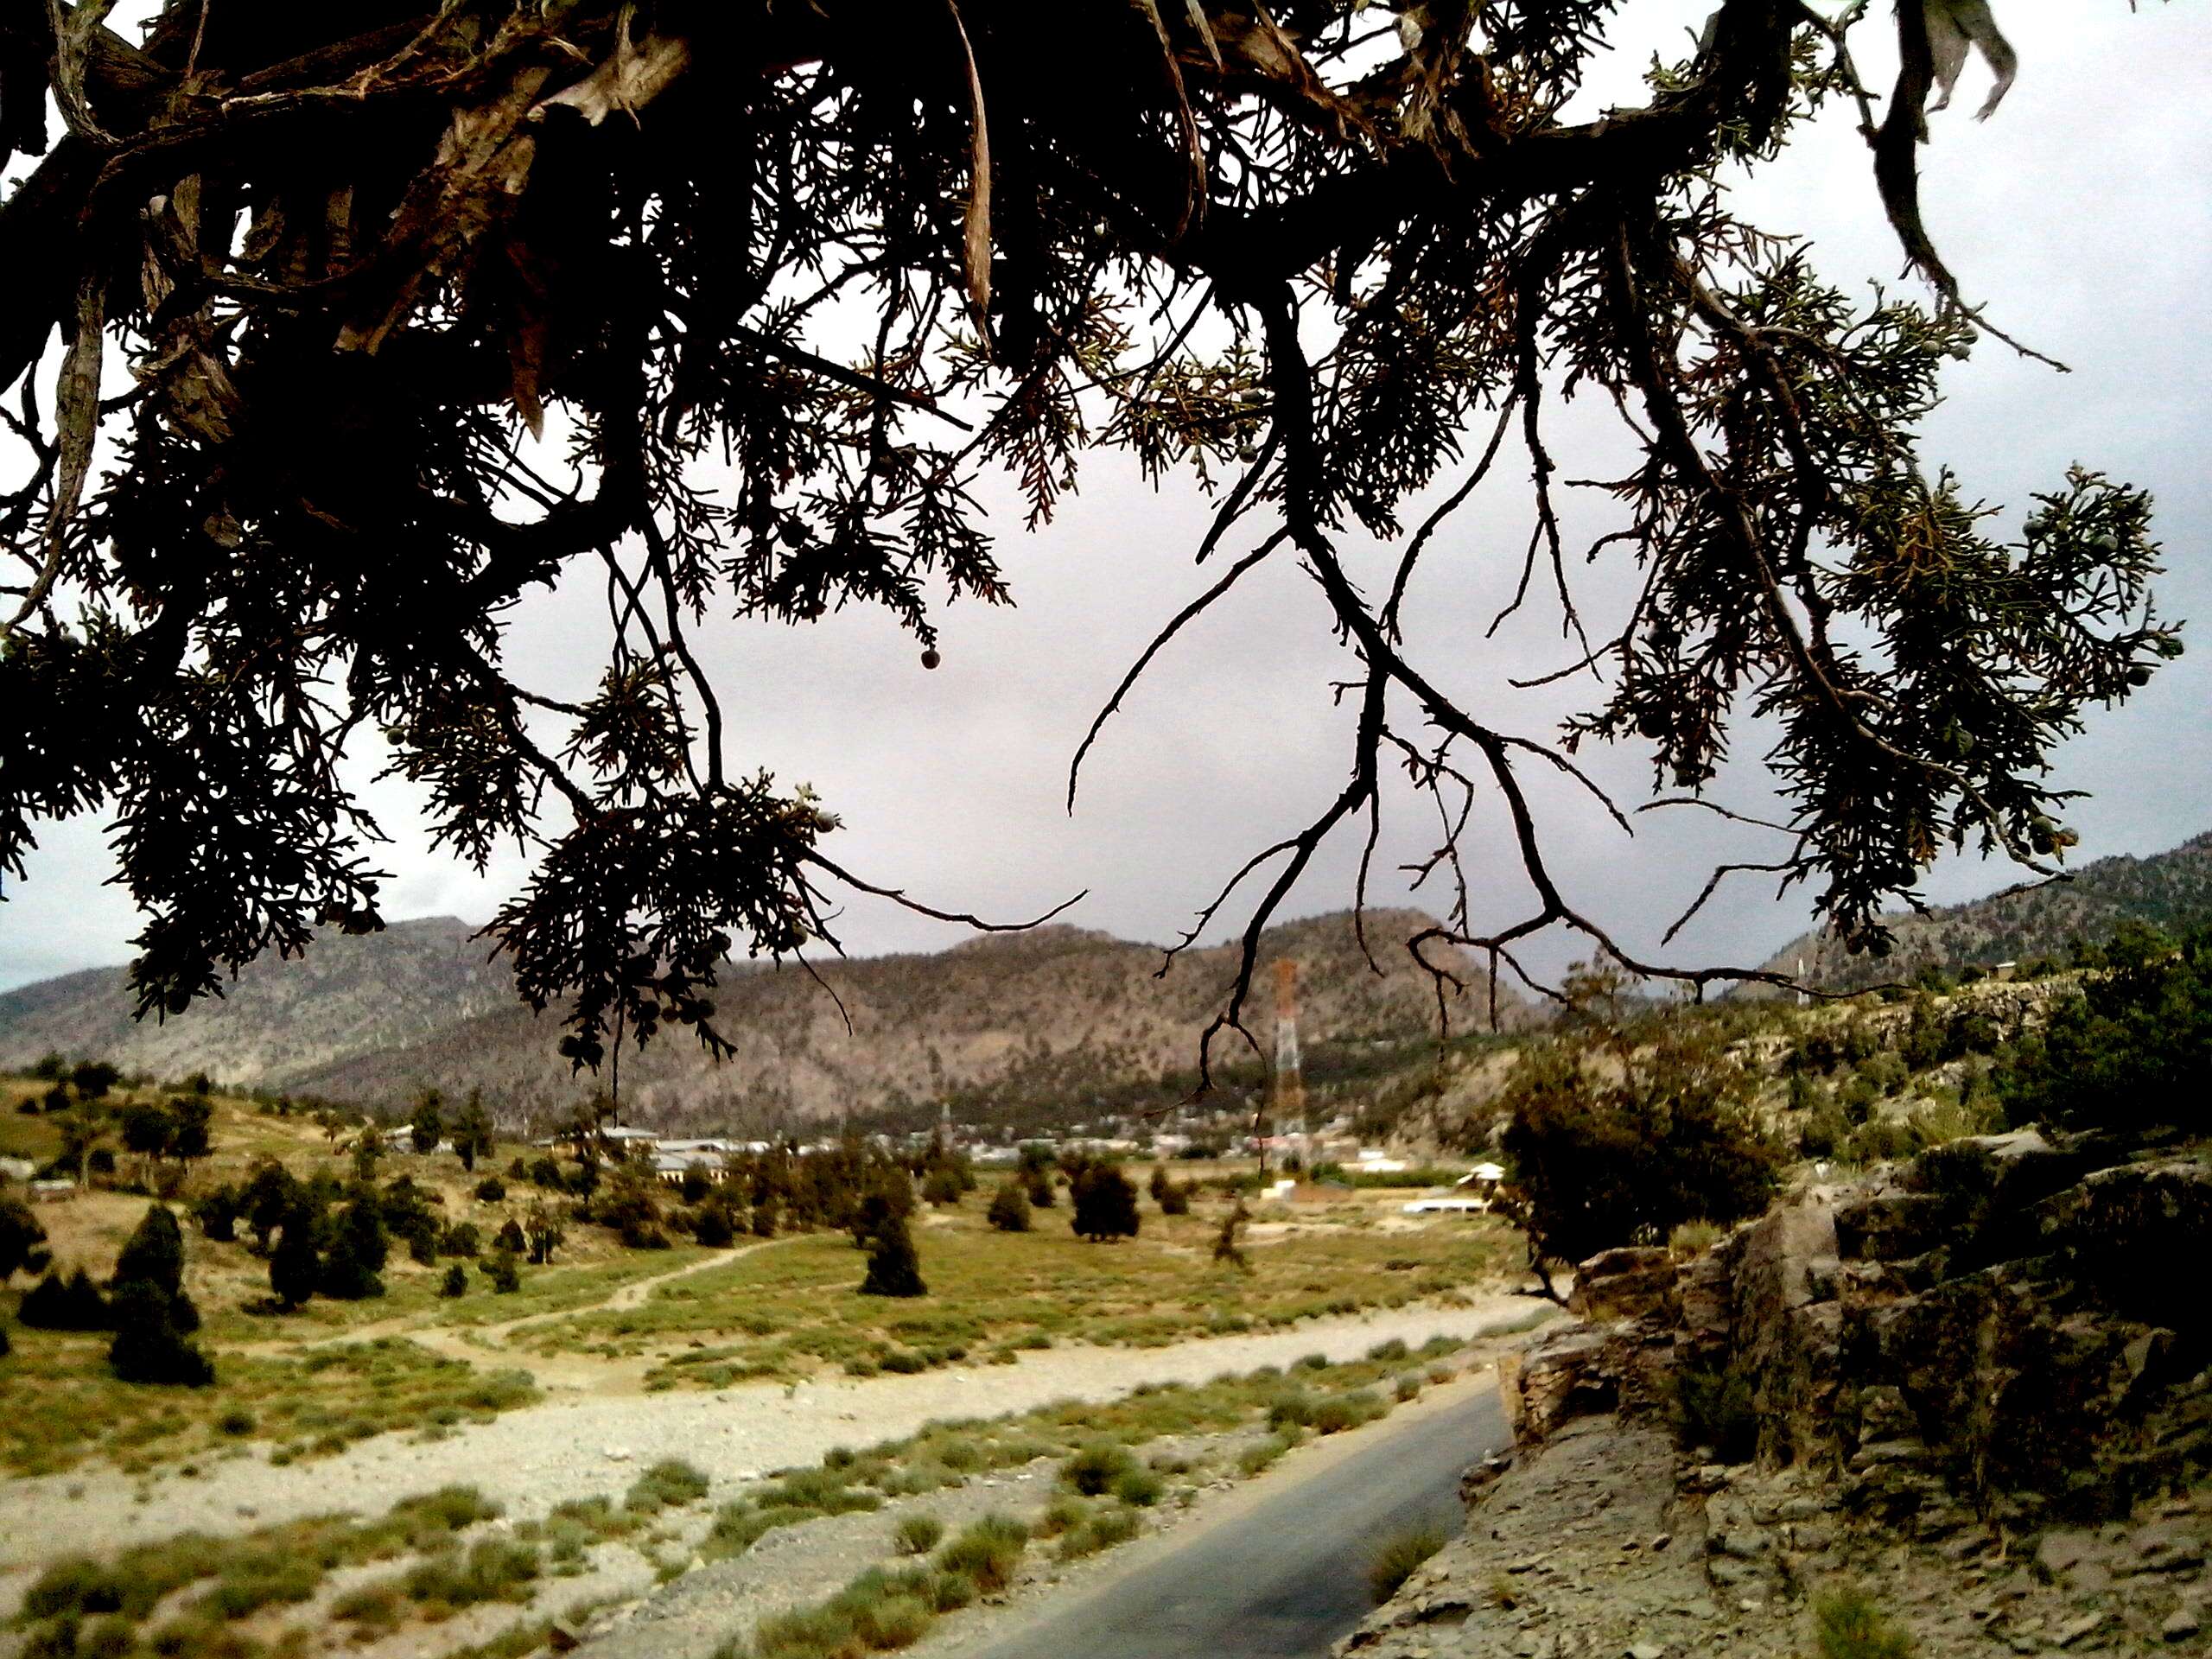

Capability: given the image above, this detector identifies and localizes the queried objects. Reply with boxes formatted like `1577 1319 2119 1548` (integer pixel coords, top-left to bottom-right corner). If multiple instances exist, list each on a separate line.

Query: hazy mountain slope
0 918 514 1084
1755 830 2212 992
0 907 1523 1126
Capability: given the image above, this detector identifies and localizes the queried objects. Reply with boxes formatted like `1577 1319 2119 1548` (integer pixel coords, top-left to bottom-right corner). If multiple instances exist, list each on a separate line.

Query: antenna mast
1269 958 1306 1170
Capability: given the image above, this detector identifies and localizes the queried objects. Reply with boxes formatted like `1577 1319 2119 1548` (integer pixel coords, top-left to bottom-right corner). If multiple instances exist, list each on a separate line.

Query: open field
1 1077 1519 1478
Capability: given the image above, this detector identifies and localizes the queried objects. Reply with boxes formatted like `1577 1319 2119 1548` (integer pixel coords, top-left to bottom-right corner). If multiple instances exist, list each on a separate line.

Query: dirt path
234 1241 781 1370
1 1295 1549 1579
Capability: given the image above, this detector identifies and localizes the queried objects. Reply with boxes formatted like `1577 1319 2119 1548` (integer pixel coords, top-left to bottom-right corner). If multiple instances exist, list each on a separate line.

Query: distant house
29 1178 77 1204
0 1155 38 1183
1353 1148 1411 1174
1455 1162 1506 1198
651 1152 727 1186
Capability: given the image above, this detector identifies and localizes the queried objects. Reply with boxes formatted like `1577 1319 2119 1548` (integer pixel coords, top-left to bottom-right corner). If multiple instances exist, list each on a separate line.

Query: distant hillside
0 907 1525 1128
1755 830 2212 993
0 918 513 1084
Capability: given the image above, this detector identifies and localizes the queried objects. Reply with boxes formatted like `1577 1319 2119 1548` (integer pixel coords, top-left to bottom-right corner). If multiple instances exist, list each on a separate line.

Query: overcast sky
3 3 2209 998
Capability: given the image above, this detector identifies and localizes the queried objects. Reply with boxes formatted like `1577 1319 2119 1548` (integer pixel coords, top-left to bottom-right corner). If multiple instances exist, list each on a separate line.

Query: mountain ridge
1753 829 2212 993
0 906 1529 1128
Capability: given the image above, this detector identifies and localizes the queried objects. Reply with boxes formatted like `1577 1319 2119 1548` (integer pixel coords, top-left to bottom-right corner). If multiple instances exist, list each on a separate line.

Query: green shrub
1111 1467 1164 1507
625 1459 710 1515
1812 1583 1916 1659
197 1554 321 1619
1667 1219 1721 1257
1037 1495 1089 1537
935 1515 1027 1593
1365 1338 1409 1363
22 1559 125 1621
1366 1524 1446 1604
1236 1435 1291 1477
1394 1374 1422 1402
865 1593 932 1649
331 1581 406 1630
893 1515 944 1555
927 1569 976 1611
1055 1505 1141 1560
401 1537 541 1611
1500 1034 1783 1274
1266 1391 1315 1430
1062 1441 1139 1496
1311 1394 1381 1434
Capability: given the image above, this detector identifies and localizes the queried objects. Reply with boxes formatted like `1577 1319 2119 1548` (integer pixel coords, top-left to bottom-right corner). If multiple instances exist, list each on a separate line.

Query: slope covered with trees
1756 830 2212 993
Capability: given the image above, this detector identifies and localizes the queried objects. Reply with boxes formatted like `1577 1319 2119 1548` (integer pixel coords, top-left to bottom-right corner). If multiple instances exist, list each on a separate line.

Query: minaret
1272 957 1306 1151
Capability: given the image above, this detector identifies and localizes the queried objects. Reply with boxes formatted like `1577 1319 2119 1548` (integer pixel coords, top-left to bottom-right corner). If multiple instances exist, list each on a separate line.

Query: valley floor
0 1291 1542 1598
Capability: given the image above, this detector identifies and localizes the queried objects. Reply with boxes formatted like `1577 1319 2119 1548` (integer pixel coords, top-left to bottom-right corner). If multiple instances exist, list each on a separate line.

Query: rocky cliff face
1344 1137 2212 1658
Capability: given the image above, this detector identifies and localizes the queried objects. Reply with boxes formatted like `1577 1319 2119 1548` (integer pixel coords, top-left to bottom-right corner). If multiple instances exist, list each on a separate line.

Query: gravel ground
0 1294 1542 1590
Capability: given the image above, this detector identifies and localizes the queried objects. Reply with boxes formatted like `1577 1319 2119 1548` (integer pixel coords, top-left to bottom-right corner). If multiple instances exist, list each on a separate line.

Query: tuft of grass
332 1581 407 1631
1311 1391 1384 1435
1061 1441 1139 1497
1236 1434 1292 1477
1367 1524 1447 1604
625 1458 711 1515
934 1514 1028 1593
1812 1584 1916 1659
1110 1467 1164 1508
892 1515 944 1556
1054 1505 1141 1561
398 1537 543 1614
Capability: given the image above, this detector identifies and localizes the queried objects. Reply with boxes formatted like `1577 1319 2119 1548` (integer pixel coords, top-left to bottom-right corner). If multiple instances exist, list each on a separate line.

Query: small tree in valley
409 1090 445 1154
448 1090 497 1173
268 1213 321 1310
987 1182 1032 1234
1071 1166 1140 1243
859 1214 927 1299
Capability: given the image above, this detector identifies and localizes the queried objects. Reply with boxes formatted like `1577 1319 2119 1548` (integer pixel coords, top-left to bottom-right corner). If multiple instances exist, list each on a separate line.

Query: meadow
0 1075 1517 1476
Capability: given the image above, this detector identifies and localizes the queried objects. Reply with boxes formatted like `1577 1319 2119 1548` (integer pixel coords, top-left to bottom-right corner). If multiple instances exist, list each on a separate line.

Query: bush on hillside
694 1202 737 1248
0 1196 49 1281
859 1216 927 1299
108 1279 214 1387
480 1249 522 1294
193 1185 240 1242
269 1215 321 1309
17 1268 112 1331
986 1182 1032 1233
1366 1525 1446 1605
1994 923 2209 1135
1070 1165 1139 1243
319 1198 389 1300
1498 1033 1783 1287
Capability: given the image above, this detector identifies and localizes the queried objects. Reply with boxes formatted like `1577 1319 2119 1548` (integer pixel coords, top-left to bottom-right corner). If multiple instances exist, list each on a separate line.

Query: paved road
966 1382 1509 1659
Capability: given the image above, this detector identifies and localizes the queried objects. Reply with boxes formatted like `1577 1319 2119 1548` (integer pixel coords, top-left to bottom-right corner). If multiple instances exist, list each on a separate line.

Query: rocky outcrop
1344 1132 2212 1659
